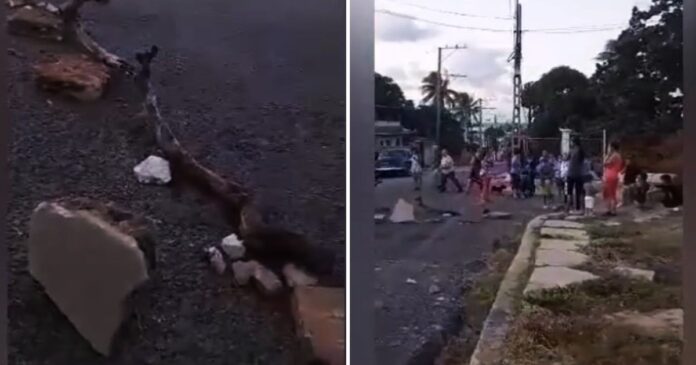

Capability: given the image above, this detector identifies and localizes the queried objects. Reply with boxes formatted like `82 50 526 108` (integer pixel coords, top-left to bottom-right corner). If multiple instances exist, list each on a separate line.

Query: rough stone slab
535 248 589 267
540 227 590 241
292 286 345 365
34 54 111 101
538 238 589 251
524 266 598 294
543 219 586 230
614 266 655 281
28 202 149 356
389 199 415 223
283 263 318 287
220 233 245 260
607 309 683 340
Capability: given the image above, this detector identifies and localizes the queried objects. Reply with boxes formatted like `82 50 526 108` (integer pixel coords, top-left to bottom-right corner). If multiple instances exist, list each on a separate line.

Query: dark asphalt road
374 170 543 364
8 1 344 364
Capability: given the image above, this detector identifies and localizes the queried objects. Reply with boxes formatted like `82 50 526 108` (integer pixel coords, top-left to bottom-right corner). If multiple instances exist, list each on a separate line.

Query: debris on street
33 54 110 101
220 233 245 260
133 155 172 185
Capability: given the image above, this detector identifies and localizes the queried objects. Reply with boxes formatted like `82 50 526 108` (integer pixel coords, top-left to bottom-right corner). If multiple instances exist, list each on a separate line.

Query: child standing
537 151 555 209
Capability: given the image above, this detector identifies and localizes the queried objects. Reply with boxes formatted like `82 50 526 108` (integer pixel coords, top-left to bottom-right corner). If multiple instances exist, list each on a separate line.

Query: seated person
632 172 650 207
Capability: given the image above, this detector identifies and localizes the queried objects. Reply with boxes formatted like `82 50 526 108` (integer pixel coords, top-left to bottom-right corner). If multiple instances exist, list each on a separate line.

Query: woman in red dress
603 141 624 216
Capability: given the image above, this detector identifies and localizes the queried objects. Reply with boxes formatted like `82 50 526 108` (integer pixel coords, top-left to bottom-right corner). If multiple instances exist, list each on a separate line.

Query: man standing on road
438 149 463 193
410 151 423 191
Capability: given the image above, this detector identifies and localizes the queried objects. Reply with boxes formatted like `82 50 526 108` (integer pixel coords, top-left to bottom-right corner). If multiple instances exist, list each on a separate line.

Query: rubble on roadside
27 199 151 356
34 54 111 101
133 155 172 185
7 4 64 41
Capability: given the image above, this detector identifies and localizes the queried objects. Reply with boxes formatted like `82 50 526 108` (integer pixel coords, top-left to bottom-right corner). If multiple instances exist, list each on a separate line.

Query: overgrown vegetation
501 215 682 365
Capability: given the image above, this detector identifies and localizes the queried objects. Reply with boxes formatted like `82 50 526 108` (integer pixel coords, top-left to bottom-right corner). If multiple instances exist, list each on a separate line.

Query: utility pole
435 44 467 149
512 0 523 131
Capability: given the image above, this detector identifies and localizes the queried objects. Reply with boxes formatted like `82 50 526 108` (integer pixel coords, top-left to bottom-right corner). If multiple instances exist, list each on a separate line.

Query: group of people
407 137 681 215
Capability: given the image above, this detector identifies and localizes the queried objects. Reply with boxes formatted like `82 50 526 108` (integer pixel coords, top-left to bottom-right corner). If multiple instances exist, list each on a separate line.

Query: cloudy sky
375 0 652 122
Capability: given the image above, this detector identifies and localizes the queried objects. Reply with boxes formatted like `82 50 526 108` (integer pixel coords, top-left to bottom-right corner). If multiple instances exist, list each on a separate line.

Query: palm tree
420 71 457 107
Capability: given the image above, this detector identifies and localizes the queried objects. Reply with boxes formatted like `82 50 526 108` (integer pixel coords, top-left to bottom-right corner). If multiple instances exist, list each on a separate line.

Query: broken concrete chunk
205 247 226 275
389 199 415 223
292 286 346 365
133 155 171 185
34 54 110 101
27 201 150 356
543 219 585 230
7 5 64 41
607 309 683 340
540 227 590 241
231 260 259 286
283 263 318 287
535 248 589 267
220 233 245 260
483 211 512 220
252 264 283 296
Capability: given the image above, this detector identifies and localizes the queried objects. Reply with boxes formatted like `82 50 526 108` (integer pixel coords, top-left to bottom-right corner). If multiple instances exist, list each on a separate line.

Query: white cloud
376 13 440 42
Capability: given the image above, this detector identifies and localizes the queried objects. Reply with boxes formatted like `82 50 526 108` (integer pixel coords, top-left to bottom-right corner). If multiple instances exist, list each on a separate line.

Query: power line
376 9 625 34
383 0 513 21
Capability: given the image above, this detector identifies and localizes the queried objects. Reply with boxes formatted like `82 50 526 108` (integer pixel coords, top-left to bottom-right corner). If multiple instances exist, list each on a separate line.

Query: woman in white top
410 152 423 191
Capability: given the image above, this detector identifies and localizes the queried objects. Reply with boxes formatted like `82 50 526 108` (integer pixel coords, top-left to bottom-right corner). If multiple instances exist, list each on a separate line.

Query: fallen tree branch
134 47 336 276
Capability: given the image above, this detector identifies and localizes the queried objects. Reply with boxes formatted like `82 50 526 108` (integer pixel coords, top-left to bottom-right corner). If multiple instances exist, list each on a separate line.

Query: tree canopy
523 0 682 138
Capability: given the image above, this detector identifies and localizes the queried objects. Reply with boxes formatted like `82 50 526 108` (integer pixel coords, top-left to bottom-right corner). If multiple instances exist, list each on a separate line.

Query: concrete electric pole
435 44 466 149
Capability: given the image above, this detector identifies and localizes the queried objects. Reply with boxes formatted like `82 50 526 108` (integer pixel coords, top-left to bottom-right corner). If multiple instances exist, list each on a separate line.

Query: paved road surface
374 169 543 364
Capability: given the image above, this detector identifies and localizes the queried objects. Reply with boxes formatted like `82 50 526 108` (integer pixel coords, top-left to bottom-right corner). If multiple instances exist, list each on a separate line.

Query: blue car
375 148 412 178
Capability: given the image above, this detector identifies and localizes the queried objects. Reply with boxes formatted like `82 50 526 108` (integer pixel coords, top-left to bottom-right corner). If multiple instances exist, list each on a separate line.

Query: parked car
375 148 412 178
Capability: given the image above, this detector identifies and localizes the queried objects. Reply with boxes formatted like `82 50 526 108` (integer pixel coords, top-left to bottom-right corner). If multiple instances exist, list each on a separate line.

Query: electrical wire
383 0 513 20
376 9 626 34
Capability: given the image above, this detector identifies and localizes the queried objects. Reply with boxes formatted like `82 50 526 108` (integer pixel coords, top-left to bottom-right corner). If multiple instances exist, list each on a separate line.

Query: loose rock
220 233 245 260
231 260 259 286
614 266 655 281
292 286 345 365
252 264 283 296
133 155 172 185
7 5 64 41
34 54 110 101
390 199 415 223
205 247 226 275
27 201 150 356
428 284 441 294
283 263 318 287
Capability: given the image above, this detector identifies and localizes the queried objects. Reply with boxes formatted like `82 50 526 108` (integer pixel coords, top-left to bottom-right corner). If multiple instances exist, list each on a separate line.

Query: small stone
231 261 258 286
252 265 283 296
7 5 64 40
428 284 441 294
220 233 245 260
133 155 172 185
406 278 417 284
614 266 655 281
483 211 512 220
283 263 318 287
205 247 226 275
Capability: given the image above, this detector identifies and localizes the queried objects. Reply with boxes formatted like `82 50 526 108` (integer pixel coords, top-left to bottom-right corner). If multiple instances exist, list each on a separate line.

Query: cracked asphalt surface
374 170 542 364
8 0 344 364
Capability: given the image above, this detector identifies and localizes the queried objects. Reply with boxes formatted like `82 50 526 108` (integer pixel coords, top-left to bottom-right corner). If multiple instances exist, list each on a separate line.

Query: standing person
467 149 484 194
438 149 463 193
556 153 570 206
566 137 586 213
602 141 624 216
410 150 423 191
526 151 539 198
480 149 495 204
510 148 523 199
537 151 555 209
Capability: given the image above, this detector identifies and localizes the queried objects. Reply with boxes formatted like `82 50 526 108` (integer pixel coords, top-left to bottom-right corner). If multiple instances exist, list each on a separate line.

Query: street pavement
374 168 544 364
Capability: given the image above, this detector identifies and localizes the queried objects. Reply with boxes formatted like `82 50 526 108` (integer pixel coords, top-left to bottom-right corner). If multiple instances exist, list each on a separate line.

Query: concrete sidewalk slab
525 266 598 294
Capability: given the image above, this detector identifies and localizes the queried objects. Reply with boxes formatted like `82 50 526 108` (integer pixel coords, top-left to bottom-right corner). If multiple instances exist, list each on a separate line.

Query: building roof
375 120 414 136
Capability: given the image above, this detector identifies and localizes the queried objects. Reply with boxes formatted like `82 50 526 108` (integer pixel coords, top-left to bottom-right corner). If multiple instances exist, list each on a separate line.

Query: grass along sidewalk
500 213 682 365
